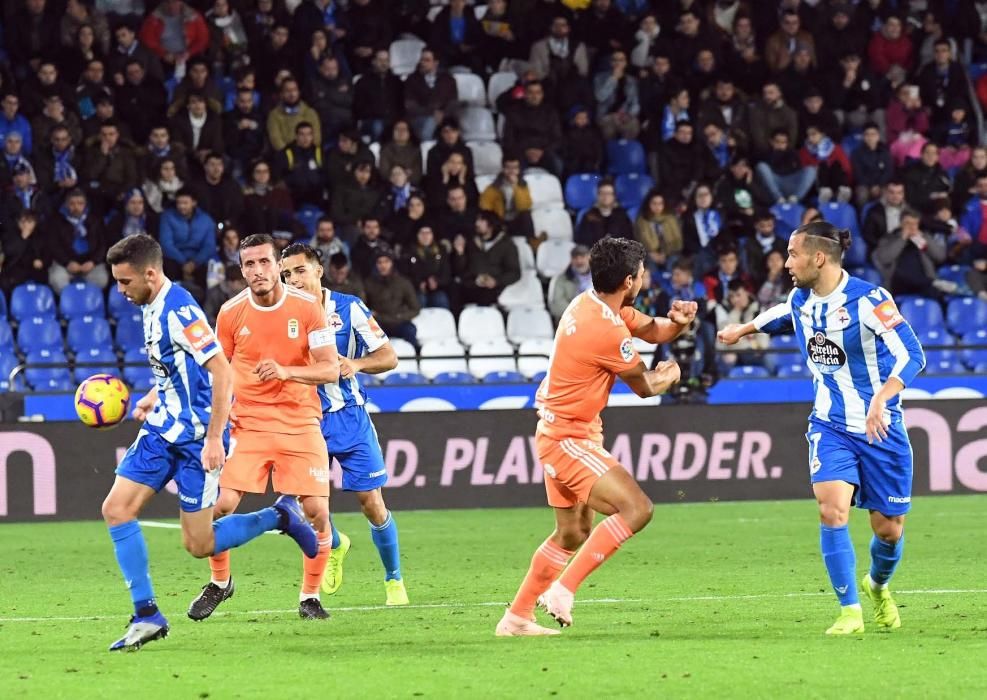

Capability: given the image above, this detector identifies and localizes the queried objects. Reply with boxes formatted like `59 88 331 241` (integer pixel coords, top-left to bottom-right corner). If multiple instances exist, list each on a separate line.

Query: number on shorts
807 432 822 474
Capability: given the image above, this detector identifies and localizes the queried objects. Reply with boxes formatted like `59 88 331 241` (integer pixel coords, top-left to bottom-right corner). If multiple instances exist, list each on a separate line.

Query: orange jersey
535 291 649 441
215 283 334 434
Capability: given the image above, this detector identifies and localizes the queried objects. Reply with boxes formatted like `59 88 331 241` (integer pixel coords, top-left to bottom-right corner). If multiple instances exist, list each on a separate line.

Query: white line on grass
2 590 986 624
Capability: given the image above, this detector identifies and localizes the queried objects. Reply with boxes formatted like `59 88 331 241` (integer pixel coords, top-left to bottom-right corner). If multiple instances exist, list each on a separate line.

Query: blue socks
108 520 155 616
370 511 402 581
329 513 341 549
212 507 281 554
820 524 859 606
869 534 904 585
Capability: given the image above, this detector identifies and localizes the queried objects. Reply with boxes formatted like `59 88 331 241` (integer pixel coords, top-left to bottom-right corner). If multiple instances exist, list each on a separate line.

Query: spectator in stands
777 46 819 107
902 142 952 215
667 256 715 382
704 245 753 313
701 122 731 180
292 0 348 47
388 193 429 251
724 13 767 96
143 157 184 214
378 165 422 223
34 126 81 202
574 178 633 247
634 190 682 271
82 119 138 216
478 154 534 240
252 25 300 93
714 279 767 366
241 158 294 237
529 14 589 88
109 23 164 85
715 155 763 237
757 248 792 311
816 3 866 74
114 60 167 146
326 127 374 190
306 55 353 143
379 119 423 186
33 95 83 152
874 208 950 299
48 188 110 292
548 243 591 323
404 47 457 142
886 83 930 166
4 162 48 222
350 216 392 279
401 223 451 310
659 87 691 143
451 211 520 308
682 183 724 272
765 9 816 74
698 76 749 140
158 188 216 297
311 217 349 262
425 116 474 180
170 91 223 169
799 124 852 204
953 147 987 211
139 0 210 74
755 128 816 205
267 77 321 153
659 121 716 206
140 124 188 183
666 7 716 71
193 151 243 226
278 122 326 208
748 82 797 158
204 265 246 324
593 50 640 141
917 39 967 132
426 150 477 210
867 15 913 77
352 48 403 142
741 210 787 288
502 80 562 175
9 0 61 80
479 0 523 71
931 100 975 171
223 88 265 177
851 122 893 206
61 0 110 54
205 0 249 73
863 180 907 254
826 51 888 137
167 59 223 117
81 91 122 142
0 210 48 294
430 0 483 74
326 251 366 299
436 184 477 244
0 132 32 190
0 93 33 156
23 62 76 123
365 250 421 348
960 174 987 252
106 188 159 241
332 160 383 234
561 104 604 178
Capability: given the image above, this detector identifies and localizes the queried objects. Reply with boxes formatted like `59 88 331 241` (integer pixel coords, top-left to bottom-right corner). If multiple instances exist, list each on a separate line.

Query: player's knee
101 496 138 526
183 535 214 558
555 524 590 551
623 496 654 532
818 502 850 526
873 520 903 543
360 492 388 525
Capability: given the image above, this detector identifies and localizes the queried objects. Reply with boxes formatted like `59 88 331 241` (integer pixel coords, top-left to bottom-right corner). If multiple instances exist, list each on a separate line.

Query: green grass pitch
2 496 986 699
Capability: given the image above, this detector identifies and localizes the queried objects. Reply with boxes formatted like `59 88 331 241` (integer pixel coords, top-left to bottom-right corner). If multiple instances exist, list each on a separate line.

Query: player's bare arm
717 322 759 345
131 386 159 421
865 376 905 445
201 353 233 471
254 343 340 384
632 299 699 344
340 343 398 379
618 359 682 398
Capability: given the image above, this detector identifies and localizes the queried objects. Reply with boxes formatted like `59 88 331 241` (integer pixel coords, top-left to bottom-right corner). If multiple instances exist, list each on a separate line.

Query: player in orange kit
496 237 698 636
186 234 341 621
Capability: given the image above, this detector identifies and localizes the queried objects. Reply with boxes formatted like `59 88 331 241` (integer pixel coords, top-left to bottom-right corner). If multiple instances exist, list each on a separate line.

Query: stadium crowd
2 0 987 391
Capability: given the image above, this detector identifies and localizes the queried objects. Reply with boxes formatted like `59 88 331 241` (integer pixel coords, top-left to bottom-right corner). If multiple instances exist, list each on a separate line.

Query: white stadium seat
458 305 507 347
498 270 544 310
419 339 469 379
507 306 555 344
513 236 536 272
368 141 381 166
467 140 503 177
536 238 575 278
474 174 495 192
531 206 574 241
454 72 487 106
525 171 564 208
412 307 458 344
487 71 516 109
389 338 417 358
459 106 497 141
420 139 436 175
390 37 425 77
517 338 554 378
468 339 517 378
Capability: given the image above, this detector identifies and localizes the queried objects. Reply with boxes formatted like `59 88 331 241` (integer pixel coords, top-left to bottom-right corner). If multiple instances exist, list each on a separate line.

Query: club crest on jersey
328 313 344 332
835 307 851 328
288 319 299 339
807 332 847 374
619 337 635 362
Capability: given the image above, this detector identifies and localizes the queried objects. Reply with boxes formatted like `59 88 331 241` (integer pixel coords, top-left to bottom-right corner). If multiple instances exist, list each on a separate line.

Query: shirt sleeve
752 289 796 335
169 304 221 367
619 306 652 334
304 298 335 350
858 287 926 386
350 299 389 354
593 325 642 374
214 305 234 360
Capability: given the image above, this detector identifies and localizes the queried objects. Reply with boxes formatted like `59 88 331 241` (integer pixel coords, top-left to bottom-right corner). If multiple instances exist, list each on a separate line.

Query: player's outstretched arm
630 300 699 344
340 343 398 379
619 360 682 398
131 387 159 422
717 322 758 346
201 353 233 471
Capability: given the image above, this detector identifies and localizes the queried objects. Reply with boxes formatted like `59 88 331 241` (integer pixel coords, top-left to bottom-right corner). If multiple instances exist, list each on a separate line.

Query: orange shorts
536 432 620 508
220 428 331 497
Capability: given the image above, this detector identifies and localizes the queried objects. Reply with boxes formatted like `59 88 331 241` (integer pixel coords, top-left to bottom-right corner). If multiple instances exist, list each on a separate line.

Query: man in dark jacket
114 59 168 146
435 185 478 244
660 121 717 205
754 129 816 204
574 178 633 246
193 152 244 226
901 142 952 215
33 125 82 202
350 217 393 279
400 223 452 309
326 128 375 189
278 122 326 209
917 39 969 131
0 210 48 294
222 89 265 176
171 92 224 171
404 48 458 142
425 117 475 177
8 0 60 77
451 211 520 307
81 120 139 217
862 181 907 254
352 48 403 142
47 189 111 292
850 123 893 206
305 55 354 142
364 250 421 348
502 80 563 175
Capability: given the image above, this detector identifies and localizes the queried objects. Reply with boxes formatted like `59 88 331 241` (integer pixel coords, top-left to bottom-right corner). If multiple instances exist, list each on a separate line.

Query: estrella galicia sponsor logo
807 332 846 374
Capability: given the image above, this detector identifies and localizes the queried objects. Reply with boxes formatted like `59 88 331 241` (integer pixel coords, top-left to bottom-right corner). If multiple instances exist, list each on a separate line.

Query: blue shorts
806 418 913 516
116 429 229 513
321 405 387 492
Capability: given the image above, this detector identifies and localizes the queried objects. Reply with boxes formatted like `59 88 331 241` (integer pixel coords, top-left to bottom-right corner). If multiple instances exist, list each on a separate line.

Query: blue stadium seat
917 328 955 350
769 334 800 351
626 204 639 222
843 228 868 268
10 282 56 321
67 316 114 354
16 316 63 353
605 139 647 175
295 205 324 238
564 174 600 211
433 371 476 384
924 348 957 365
59 281 106 320
0 353 21 392
946 297 987 335
24 349 71 390
960 330 987 369
727 365 770 379
531 370 547 383
0 290 6 318
0 319 13 353
382 372 427 386
115 314 145 350
771 202 804 233
848 266 883 286
107 286 132 321
776 363 809 378
898 296 945 335
924 359 966 375
937 265 971 290
483 370 524 383
841 132 863 156
615 173 653 209
73 348 120 383
818 201 860 240
356 372 379 386
123 365 156 391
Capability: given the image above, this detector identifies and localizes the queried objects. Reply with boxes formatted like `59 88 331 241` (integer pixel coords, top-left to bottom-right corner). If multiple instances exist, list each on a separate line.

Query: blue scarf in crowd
53 145 77 183
61 204 91 256
807 136 835 161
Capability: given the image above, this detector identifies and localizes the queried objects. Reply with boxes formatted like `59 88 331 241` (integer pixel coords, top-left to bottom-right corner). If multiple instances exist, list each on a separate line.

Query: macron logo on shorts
887 496 911 504
179 493 199 505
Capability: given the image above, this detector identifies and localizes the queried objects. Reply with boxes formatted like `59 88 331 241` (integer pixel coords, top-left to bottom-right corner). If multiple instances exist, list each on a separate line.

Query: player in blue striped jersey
101 235 318 651
718 221 926 635
281 243 409 606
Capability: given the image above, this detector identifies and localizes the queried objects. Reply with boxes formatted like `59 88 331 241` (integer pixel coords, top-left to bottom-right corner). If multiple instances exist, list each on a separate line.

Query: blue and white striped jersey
317 288 389 413
753 272 926 434
141 278 221 443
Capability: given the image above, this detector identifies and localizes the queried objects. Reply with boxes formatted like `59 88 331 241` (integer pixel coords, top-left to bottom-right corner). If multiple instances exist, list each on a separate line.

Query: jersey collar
808 270 849 304
145 277 173 313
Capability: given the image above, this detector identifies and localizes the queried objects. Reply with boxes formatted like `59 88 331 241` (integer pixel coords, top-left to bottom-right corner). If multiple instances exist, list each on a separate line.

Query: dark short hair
205 151 224 163
477 210 502 231
793 220 851 264
317 216 334 227
589 237 647 294
727 279 748 293
281 242 322 264
240 233 276 252
295 121 314 133
107 233 163 270
328 252 349 268
175 187 197 201
673 258 692 274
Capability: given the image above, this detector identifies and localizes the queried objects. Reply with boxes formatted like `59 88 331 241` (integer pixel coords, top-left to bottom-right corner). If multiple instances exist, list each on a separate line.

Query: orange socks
209 550 230 585
559 514 633 593
301 528 333 598
508 539 574 618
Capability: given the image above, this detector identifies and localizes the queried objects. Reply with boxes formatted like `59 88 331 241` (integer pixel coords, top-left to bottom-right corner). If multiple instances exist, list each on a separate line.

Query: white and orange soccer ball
75 374 131 429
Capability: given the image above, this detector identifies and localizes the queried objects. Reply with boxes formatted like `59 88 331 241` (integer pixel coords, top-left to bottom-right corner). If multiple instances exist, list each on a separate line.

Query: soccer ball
75 374 131 429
